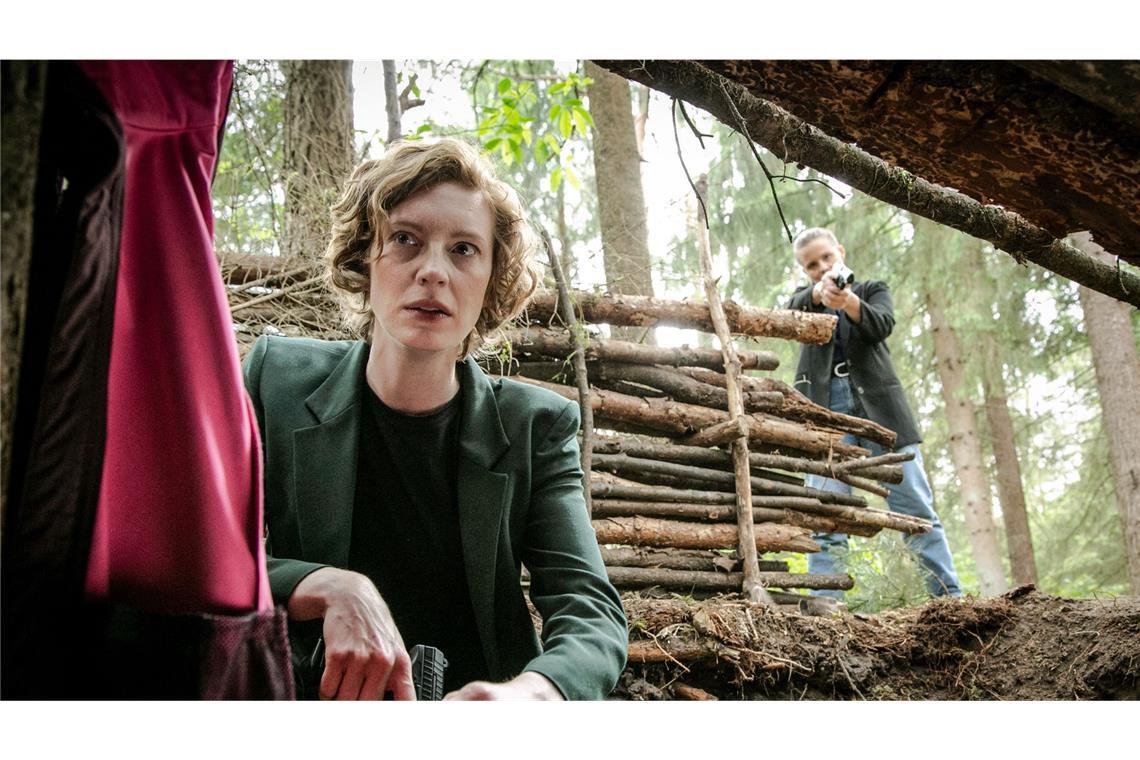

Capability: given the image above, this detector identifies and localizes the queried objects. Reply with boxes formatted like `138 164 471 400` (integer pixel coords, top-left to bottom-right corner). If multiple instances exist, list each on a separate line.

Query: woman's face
368 181 495 358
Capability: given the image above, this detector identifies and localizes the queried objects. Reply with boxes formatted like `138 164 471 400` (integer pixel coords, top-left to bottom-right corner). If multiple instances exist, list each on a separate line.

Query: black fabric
1 61 124 698
788 279 922 448
346 376 488 694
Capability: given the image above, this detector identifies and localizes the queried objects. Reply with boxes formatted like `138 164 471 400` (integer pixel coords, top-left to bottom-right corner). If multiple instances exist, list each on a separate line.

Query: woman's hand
442 671 564 701
289 567 417 700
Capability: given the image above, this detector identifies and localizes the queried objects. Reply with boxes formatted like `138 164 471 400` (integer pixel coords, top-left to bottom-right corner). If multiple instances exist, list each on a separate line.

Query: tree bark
591 60 1140 307
605 566 853 591
1 61 46 524
382 60 401 143
677 367 897 446
516 376 865 457
592 437 906 484
501 327 779 371
585 61 656 343
981 337 1038 586
593 515 818 553
592 499 881 537
281 60 355 261
927 293 1008 596
591 452 867 507
1074 232 1140 595
526 290 836 344
590 362 783 412
599 546 789 573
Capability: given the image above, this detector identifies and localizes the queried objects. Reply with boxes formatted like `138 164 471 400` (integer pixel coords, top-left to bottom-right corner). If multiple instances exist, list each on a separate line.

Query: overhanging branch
594 60 1140 308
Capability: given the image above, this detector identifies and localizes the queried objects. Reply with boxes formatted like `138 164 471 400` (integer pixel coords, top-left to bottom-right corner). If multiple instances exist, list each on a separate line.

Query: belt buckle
833 361 850 378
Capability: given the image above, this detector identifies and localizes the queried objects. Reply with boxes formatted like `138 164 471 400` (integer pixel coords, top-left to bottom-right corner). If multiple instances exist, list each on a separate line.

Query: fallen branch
608 566 853 591
525 290 837 344
599 546 789 573
593 515 819 552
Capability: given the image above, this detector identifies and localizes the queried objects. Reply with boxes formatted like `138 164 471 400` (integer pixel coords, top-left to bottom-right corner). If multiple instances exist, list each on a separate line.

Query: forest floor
612 585 1140 700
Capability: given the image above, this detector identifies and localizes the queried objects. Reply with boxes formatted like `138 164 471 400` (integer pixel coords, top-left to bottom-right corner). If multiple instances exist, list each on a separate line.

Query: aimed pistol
830 262 855 290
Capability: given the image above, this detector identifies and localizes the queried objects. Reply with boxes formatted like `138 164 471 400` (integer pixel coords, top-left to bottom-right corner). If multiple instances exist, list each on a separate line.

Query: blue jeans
805 377 962 599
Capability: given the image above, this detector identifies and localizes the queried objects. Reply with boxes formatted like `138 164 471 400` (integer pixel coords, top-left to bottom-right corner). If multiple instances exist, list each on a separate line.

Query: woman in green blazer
243 139 626 701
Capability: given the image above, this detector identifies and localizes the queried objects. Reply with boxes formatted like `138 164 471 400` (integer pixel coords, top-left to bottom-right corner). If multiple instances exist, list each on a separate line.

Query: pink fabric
81 61 271 614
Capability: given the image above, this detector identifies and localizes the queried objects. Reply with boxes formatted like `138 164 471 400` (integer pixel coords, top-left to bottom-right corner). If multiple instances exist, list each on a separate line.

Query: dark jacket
242 335 628 700
787 279 921 448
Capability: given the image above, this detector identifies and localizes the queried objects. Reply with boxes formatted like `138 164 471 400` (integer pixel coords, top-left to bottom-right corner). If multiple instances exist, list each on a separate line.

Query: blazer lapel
292 341 369 567
455 357 511 678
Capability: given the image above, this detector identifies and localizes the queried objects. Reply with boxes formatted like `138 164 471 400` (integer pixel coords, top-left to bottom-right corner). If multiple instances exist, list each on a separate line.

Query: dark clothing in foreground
243 336 629 700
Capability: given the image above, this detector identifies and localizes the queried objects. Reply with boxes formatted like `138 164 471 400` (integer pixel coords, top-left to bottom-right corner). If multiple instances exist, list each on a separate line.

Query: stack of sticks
485 289 932 607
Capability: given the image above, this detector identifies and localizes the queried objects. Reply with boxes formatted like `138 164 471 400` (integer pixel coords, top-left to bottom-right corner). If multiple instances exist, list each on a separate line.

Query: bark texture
382 60 400 143
1 61 46 524
927 293 1007 596
501 327 778 370
282 60 355 261
1074 233 1140 595
585 61 655 343
981 339 1038 586
591 60 1140 305
525 290 836 344
605 566 853 591
593 515 818 553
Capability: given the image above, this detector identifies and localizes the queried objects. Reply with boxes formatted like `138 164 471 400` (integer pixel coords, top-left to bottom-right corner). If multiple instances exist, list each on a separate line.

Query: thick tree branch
594 60 1140 307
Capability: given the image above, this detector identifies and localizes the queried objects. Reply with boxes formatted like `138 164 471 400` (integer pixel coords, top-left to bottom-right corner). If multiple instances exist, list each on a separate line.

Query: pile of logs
487 289 932 608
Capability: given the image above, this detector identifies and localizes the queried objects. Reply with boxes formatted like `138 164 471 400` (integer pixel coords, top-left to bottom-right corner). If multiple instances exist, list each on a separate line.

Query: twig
671 99 710 231
715 78 793 244
229 274 325 314
540 227 595 516
677 100 712 149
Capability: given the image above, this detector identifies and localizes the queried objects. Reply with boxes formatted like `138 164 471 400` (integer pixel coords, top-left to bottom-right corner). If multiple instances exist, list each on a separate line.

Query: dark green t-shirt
348 377 489 694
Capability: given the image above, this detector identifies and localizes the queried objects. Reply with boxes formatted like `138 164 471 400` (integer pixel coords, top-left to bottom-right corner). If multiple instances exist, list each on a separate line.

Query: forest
205 60 1140 699
2 58 1137 705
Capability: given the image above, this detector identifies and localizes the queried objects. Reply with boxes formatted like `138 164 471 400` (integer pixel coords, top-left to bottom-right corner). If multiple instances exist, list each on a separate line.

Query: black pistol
306 638 448 700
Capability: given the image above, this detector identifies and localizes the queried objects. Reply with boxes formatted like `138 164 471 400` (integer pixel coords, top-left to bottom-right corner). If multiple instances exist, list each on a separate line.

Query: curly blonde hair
326 138 540 358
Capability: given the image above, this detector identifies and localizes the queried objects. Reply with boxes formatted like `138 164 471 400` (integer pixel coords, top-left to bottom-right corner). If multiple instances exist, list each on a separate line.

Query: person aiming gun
787 228 962 601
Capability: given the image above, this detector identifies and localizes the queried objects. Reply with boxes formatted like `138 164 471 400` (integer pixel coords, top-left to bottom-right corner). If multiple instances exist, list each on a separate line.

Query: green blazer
242 336 627 699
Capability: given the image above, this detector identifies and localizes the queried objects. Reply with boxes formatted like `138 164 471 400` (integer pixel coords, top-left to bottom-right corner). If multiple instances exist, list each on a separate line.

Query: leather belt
833 361 850 378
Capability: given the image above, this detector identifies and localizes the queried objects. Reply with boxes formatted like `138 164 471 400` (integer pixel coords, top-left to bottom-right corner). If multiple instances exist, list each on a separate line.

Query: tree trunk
1 61 46 524
591 499 881 537
927 293 1007 596
1073 232 1140 595
592 515 818 553
981 337 1038 586
382 60 401 143
585 61 655 343
281 60 355 261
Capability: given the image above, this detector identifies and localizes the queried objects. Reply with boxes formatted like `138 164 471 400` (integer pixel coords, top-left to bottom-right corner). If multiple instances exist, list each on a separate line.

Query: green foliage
213 60 285 258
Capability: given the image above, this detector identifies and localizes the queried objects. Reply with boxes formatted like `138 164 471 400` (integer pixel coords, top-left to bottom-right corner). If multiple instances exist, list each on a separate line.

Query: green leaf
521 125 533 146
497 77 512 94
548 82 566 95
544 133 562 155
416 123 432 134
535 139 549 164
411 84 421 98
548 104 562 122
511 140 524 165
485 137 502 151
574 107 595 128
565 166 581 191
564 97 583 107
551 166 563 192
478 114 500 131
572 109 590 137
559 110 572 139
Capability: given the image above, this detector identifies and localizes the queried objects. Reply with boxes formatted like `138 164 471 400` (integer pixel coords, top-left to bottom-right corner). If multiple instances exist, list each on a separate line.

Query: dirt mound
614 585 1140 700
